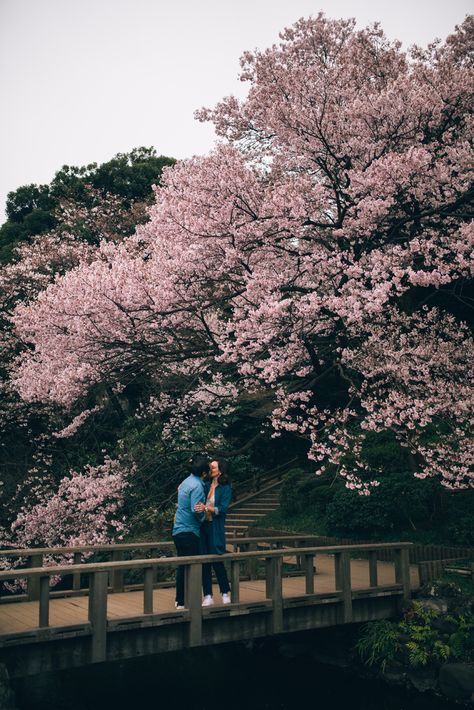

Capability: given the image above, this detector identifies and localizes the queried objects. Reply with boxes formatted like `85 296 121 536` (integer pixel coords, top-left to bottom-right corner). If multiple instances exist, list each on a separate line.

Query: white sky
0 0 472 223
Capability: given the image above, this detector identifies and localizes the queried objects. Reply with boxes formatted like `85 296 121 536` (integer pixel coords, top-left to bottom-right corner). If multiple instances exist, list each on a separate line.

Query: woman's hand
194 502 206 512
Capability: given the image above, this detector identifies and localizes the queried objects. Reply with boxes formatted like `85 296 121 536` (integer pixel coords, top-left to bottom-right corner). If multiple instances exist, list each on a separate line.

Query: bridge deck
0 554 419 636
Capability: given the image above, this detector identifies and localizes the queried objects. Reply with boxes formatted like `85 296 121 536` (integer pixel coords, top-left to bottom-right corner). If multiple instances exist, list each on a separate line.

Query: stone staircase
225 479 282 537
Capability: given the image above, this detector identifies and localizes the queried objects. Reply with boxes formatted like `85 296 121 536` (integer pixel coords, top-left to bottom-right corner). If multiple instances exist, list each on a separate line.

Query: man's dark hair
190 455 209 477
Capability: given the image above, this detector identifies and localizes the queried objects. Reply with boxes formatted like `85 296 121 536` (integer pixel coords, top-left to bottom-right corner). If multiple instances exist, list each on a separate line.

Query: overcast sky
0 0 472 222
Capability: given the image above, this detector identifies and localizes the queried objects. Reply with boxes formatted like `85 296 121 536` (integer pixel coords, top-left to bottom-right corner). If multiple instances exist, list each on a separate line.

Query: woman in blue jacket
195 458 232 606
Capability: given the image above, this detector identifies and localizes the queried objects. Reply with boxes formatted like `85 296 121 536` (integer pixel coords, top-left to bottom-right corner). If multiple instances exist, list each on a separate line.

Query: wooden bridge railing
0 534 337 601
0 542 412 663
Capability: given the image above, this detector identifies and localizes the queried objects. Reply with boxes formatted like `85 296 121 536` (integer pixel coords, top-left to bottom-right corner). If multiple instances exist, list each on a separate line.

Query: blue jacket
172 474 206 537
200 483 232 555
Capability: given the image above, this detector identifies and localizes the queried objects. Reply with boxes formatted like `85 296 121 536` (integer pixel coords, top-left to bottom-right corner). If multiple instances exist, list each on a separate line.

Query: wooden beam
143 568 154 614
111 550 124 593
185 563 202 647
39 576 49 628
266 557 283 634
304 554 315 594
27 554 43 601
334 552 352 623
230 561 240 603
89 571 108 663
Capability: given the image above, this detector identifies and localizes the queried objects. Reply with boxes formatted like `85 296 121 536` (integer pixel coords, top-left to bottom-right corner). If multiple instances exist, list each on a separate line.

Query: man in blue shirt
172 455 208 608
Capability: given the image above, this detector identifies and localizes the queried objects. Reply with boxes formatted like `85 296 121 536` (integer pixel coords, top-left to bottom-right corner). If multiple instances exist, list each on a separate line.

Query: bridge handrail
0 534 362 558
0 542 412 580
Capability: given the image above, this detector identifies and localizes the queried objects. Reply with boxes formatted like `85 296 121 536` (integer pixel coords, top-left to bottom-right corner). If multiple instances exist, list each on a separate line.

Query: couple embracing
172 455 232 609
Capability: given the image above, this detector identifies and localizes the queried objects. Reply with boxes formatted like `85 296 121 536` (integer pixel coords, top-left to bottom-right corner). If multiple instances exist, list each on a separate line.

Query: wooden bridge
0 537 416 679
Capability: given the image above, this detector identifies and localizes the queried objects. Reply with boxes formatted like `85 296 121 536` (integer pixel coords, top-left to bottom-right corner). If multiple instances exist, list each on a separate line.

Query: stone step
246 499 279 506
226 518 263 524
230 510 275 516
225 525 249 534
236 502 278 508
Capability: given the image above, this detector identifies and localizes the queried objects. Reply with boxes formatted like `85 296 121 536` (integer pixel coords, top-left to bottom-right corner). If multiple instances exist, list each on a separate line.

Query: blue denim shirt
172 474 206 537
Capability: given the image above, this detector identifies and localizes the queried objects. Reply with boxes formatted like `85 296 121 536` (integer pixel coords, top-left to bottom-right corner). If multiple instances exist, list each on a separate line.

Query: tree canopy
10 14 474 493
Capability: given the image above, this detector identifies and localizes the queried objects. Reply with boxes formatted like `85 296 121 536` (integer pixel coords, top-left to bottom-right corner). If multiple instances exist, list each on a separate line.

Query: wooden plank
143 568 154 614
0 542 414 581
185 563 202 647
304 554 314 594
272 557 283 634
230 561 240 603
248 542 258 580
27 554 43 601
39 576 49 628
111 550 125 593
89 571 108 663
334 552 352 623
265 557 274 600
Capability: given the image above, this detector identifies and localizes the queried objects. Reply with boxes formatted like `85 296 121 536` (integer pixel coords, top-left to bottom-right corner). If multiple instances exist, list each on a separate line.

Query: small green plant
356 601 474 673
448 612 474 661
400 603 451 667
356 619 400 671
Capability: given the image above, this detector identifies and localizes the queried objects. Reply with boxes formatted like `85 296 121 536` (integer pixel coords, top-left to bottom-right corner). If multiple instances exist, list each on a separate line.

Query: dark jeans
172 532 200 606
202 560 230 596
200 522 230 596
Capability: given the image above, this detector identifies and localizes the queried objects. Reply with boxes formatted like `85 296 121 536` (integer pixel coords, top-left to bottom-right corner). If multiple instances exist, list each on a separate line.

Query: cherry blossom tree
10 14 474 490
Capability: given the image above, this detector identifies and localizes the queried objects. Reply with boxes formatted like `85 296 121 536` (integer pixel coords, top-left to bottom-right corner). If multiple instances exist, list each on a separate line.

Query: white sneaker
202 595 214 607
222 593 231 604
175 602 185 610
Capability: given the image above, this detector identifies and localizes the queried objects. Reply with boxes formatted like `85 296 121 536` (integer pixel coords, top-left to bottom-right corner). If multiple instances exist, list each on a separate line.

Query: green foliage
5 183 54 222
90 147 175 202
279 468 334 518
400 603 451 667
0 147 175 263
357 600 474 673
265 432 473 544
445 490 474 546
356 620 400 671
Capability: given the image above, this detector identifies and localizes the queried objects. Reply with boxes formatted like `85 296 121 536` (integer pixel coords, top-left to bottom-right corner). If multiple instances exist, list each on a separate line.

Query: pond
13 632 461 710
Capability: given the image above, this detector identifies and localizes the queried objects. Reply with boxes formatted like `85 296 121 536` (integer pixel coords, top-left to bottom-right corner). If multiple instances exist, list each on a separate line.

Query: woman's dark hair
216 458 231 486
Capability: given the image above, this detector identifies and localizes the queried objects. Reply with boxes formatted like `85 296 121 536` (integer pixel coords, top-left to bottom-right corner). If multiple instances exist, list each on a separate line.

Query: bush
356 620 400 671
279 469 333 518
357 600 474 672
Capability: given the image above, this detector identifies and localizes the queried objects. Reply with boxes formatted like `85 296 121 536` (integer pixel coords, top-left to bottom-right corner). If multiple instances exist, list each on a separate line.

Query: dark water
13 633 462 710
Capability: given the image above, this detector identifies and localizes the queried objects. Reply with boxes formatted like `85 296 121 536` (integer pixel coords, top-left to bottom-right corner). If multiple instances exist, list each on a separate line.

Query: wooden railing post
89 571 108 663
111 550 124 593
248 542 258 580
394 547 411 602
27 554 43 601
143 567 154 614
304 554 315 594
185 563 202 647
265 555 283 634
369 551 378 587
39 575 50 628
334 552 352 623
230 560 240 603
72 552 82 591
296 540 304 572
